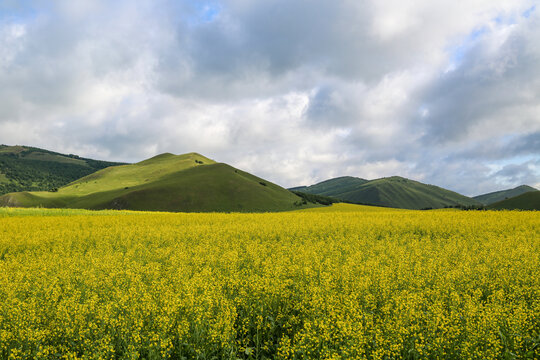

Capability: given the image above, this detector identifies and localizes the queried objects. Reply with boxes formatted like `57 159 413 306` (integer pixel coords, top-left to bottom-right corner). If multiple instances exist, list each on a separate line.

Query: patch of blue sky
492 14 505 25
492 5 536 26
444 8 529 73
491 133 538 167
522 5 536 18
417 105 429 118
444 26 487 72
187 1 221 26
0 0 40 23
199 3 220 22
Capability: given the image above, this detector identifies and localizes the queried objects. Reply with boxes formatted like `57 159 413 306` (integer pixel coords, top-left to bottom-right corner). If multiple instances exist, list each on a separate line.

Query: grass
22 152 89 166
0 145 124 195
0 145 26 154
1 153 319 212
474 185 538 205
290 191 339 206
290 176 368 195
55 152 216 196
488 191 540 210
297 176 481 210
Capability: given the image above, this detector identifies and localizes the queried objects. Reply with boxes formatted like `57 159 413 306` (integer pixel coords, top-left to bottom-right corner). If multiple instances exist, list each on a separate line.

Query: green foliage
290 176 368 196
0 145 124 196
291 191 339 206
0 153 319 213
296 176 481 210
488 191 540 210
474 185 538 205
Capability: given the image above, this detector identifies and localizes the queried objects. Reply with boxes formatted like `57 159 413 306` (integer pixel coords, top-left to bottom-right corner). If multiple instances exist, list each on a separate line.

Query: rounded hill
0 152 316 212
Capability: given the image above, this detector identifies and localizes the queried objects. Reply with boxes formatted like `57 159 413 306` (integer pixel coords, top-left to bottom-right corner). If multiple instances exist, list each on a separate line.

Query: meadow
0 204 538 359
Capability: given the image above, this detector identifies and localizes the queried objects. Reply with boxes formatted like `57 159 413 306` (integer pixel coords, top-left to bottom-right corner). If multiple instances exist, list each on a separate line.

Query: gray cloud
446 132 540 162
494 161 540 187
419 14 540 145
0 0 538 195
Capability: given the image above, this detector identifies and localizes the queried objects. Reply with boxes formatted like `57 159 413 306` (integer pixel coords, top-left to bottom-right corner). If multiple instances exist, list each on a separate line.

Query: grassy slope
488 191 540 210
0 144 123 195
60 152 213 196
296 176 480 209
291 176 368 197
0 153 316 212
474 185 538 205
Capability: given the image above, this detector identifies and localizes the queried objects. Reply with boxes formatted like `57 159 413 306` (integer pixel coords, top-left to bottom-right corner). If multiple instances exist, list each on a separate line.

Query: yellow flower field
0 204 538 359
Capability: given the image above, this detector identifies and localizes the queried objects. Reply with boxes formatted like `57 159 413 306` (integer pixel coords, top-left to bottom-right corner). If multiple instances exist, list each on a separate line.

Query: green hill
0 152 318 212
292 176 481 210
290 176 368 197
0 145 124 195
488 191 540 210
290 191 340 206
473 185 538 205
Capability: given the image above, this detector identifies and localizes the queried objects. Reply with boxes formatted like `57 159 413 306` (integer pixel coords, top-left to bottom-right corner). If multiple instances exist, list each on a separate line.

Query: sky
0 0 539 195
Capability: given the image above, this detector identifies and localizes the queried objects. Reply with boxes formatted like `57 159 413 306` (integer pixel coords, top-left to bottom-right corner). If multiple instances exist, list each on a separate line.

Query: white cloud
0 0 538 194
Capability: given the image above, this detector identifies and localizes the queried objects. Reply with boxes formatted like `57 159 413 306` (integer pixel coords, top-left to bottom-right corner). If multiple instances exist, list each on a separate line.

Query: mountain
291 176 481 210
290 176 369 197
473 185 538 205
0 145 124 196
488 191 540 210
290 191 340 206
0 152 318 212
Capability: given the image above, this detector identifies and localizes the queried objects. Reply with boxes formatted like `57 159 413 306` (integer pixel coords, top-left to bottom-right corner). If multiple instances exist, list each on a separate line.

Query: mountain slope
289 176 368 197
488 191 540 210
473 185 538 205
293 176 480 209
0 152 316 212
0 145 124 195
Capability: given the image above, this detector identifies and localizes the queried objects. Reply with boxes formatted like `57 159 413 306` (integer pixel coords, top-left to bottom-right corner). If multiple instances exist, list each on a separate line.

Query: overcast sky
1 0 539 195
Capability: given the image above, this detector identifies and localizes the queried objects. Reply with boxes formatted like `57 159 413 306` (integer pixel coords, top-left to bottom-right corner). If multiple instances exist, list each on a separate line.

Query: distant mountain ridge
473 185 538 205
291 176 481 210
290 176 369 196
0 144 124 195
2 144 536 212
0 152 319 212
488 191 540 210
